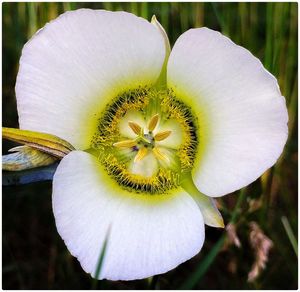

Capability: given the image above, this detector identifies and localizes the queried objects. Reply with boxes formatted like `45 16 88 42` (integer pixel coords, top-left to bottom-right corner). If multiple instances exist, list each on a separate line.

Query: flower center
113 113 173 166
91 87 198 195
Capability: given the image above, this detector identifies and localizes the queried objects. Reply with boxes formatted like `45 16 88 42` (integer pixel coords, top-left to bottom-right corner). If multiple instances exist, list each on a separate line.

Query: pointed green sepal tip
151 14 171 56
202 198 225 228
151 14 171 89
180 172 225 228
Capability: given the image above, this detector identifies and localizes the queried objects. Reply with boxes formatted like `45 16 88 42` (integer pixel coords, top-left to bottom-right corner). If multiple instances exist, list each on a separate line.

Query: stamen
113 140 136 148
148 114 159 131
128 121 142 135
134 147 148 162
153 147 170 163
154 130 172 141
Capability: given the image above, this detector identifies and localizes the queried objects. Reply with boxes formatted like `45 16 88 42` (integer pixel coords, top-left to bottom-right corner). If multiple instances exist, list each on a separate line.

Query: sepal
2 127 75 158
151 15 171 88
181 172 224 228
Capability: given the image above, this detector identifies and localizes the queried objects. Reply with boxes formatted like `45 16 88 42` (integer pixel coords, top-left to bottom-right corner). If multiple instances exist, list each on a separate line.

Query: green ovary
90 87 199 195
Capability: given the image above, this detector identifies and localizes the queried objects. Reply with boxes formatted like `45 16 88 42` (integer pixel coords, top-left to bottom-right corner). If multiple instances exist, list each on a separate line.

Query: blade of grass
194 3 204 28
130 2 139 16
238 2 248 44
27 2 38 38
179 189 246 289
264 3 274 72
287 74 298 138
284 3 297 99
179 235 225 290
211 3 225 31
63 2 72 12
179 3 189 32
102 2 113 11
148 275 159 289
141 2 148 20
161 3 169 35
281 216 298 257
91 228 110 289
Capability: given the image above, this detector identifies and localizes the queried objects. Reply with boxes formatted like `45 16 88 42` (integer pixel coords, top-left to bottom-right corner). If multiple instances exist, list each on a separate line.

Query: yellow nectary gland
91 87 199 195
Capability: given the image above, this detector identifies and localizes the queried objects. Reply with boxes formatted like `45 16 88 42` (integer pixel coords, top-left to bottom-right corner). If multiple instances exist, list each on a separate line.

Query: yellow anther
154 130 172 141
134 147 148 162
148 114 159 132
153 147 170 163
113 140 136 148
128 121 142 135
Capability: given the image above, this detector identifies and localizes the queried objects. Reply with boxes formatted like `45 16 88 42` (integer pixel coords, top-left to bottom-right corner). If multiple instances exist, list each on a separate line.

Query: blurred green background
2 2 298 289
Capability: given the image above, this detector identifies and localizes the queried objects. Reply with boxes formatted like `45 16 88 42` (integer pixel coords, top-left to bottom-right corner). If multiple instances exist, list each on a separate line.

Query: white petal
156 119 183 149
130 151 158 177
52 151 205 280
168 28 288 197
16 9 166 150
118 110 146 139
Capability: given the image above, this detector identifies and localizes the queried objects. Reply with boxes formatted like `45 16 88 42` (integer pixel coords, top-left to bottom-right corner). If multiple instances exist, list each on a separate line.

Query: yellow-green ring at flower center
91 87 199 195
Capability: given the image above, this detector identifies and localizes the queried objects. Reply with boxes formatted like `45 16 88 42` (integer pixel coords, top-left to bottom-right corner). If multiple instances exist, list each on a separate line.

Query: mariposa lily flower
4 9 288 281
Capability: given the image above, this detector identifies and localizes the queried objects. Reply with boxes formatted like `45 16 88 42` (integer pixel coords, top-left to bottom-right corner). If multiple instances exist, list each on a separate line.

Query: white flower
13 9 288 280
